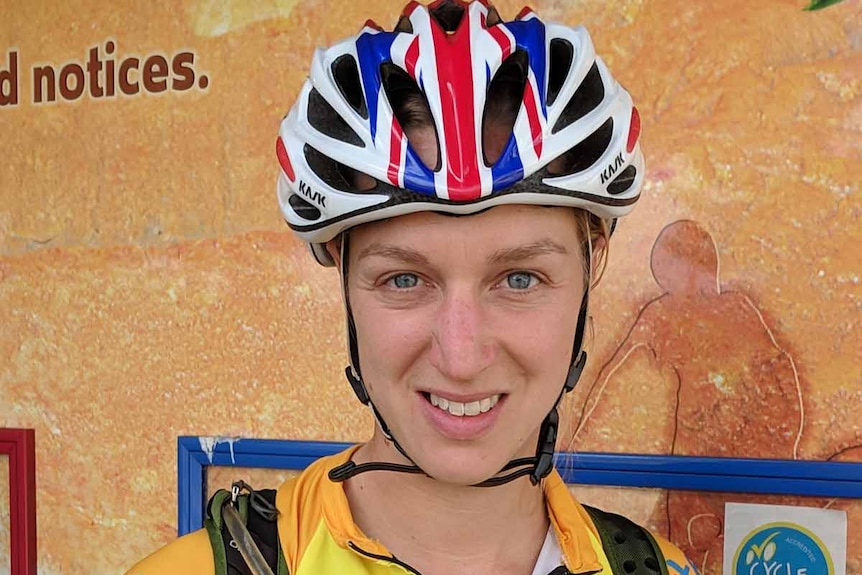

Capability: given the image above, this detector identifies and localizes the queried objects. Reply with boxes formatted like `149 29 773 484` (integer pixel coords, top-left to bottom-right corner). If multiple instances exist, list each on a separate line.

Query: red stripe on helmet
388 121 404 186
276 137 295 183
626 107 641 153
405 37 420 79
516 6 535 20
486 17 512 59
362 19 383 31
430 9 481 200
402 1 422 17
523 76 543 159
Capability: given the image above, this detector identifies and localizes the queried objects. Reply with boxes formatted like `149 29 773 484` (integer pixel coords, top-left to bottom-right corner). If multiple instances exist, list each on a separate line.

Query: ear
326 238 342 268
584 224 609 289
591 233 607 261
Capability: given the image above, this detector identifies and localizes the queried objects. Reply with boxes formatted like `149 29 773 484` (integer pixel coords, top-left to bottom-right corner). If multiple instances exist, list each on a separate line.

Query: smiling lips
428 393 502 417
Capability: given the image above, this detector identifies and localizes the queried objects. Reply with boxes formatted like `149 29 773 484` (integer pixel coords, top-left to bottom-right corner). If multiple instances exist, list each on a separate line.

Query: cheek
493 300 582 380
509 315 576 367
352 301 432 379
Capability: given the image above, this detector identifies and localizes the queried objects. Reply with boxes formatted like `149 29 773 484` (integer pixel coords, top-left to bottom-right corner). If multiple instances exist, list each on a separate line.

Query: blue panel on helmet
503 18 547 118
355 31 399 142
491 136 525 192
403 143 437 195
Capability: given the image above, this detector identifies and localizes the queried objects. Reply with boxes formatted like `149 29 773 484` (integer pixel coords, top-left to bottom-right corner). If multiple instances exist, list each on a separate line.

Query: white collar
530 527 564 575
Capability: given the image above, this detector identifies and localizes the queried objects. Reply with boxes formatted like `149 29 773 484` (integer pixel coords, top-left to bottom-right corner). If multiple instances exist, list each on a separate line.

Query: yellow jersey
125 447 696 575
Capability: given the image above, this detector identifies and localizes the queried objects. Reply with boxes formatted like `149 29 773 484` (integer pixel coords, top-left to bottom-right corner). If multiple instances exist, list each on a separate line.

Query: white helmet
276 0 643 266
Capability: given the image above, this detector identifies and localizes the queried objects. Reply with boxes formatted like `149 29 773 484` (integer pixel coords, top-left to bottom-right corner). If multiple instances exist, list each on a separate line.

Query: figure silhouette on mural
572 219 807 569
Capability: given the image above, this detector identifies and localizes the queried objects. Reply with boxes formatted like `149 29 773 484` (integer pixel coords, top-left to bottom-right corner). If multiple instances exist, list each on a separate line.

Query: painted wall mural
0 0 858 573
568 217 861 570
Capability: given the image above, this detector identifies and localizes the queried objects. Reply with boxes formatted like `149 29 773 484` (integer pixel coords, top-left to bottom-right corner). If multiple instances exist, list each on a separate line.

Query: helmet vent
546 117 613 176
485 6 503 27
546 39 573 107
482 50 528 166
331 55 368 119
551 62 604 134
394 14 414 34
308 88 365 147
429 0 466 33
288 194 322 221
304 144 354 192
380 62 441 170
607 165 636 195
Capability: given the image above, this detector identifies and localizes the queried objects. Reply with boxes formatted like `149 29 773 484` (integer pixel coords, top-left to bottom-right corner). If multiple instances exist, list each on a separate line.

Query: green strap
277 546 289 575
204 490 234 575
584 505 668 575
205 486 288 575
211 492 661 575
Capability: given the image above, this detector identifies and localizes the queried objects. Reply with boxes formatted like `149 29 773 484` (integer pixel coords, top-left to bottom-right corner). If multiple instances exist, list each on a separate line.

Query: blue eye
389 273 419 289
507 272 537 290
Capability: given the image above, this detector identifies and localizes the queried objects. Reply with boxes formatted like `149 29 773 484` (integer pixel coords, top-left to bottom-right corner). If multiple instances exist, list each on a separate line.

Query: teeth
428 393 501 417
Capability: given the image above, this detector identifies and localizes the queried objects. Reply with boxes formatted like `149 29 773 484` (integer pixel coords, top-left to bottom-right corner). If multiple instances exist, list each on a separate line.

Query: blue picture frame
177 435 862 536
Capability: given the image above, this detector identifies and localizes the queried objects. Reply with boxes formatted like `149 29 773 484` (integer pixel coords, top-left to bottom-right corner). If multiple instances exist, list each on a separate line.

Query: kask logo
733 522 834 575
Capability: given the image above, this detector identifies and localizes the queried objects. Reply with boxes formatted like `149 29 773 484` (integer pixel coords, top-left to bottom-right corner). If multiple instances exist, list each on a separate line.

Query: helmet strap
337 233 424 477
332 234 592 488
341 234 371 405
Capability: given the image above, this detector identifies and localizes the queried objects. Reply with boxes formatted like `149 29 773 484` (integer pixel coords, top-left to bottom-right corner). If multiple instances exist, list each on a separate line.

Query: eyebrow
355 243 430 266
356 239 569 266
487 239 569 266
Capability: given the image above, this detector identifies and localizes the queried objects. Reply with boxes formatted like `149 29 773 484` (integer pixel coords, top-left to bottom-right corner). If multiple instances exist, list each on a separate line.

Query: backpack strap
204 483 289 575
203 486 662 575
583 505 668 575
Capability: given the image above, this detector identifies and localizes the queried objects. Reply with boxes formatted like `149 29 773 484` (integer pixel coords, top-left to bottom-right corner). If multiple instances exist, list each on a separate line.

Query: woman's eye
387 273 420 289
506 272 538 290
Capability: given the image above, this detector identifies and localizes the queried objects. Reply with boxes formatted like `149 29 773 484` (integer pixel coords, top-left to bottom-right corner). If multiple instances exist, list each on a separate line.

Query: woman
127 1 695 573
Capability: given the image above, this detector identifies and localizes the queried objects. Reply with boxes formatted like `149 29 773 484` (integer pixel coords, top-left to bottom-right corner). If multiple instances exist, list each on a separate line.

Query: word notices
1 40 209 107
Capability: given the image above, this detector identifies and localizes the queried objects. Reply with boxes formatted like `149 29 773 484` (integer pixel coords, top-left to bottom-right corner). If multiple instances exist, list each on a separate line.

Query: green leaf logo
804 0 847 11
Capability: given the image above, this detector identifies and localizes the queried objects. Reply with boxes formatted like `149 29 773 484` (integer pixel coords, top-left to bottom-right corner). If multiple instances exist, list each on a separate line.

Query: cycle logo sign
724 503 846 575
733 522 833 575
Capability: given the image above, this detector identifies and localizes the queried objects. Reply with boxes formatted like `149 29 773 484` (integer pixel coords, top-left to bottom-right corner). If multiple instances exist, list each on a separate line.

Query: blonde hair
575 210 611 291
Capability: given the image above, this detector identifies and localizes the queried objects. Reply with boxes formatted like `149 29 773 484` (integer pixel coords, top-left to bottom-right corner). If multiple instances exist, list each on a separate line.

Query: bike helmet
277 0 642 266
275 0 643 485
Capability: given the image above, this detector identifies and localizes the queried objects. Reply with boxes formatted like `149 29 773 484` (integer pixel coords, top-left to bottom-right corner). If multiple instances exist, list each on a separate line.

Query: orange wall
0 1 859 573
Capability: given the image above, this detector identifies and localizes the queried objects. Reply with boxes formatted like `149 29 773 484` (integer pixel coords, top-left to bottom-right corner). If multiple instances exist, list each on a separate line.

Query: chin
424 467 499 487
411 449 519 487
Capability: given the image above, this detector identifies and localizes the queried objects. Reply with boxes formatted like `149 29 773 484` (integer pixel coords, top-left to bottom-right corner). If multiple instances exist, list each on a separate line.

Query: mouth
424 392 502 417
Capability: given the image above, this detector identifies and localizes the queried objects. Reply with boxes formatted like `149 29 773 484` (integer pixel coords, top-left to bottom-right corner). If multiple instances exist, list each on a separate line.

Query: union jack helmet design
277 0 643 266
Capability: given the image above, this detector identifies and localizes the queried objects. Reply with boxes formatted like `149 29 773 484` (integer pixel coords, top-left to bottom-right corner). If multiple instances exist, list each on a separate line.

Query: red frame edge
0 428 37 575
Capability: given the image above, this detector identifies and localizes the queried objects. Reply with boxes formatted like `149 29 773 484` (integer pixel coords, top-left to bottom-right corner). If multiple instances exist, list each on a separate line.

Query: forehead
348 204 583 260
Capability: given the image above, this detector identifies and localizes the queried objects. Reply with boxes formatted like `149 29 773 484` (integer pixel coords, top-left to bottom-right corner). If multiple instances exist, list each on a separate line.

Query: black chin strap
331 349 586 487
332 233 590 488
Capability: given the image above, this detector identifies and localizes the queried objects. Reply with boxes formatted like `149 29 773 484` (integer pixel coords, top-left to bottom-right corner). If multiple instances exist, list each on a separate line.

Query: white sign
724 502 846 575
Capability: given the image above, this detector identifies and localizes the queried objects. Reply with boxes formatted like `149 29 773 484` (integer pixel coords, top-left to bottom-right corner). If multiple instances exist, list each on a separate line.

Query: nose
428 289 495 382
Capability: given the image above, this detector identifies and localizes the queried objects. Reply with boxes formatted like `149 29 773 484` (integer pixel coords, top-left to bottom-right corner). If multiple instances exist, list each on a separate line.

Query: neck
344 435 550 575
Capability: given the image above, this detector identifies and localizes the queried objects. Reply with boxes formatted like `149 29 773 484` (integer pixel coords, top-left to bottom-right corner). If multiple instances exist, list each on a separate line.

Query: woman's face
345 204 586 485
